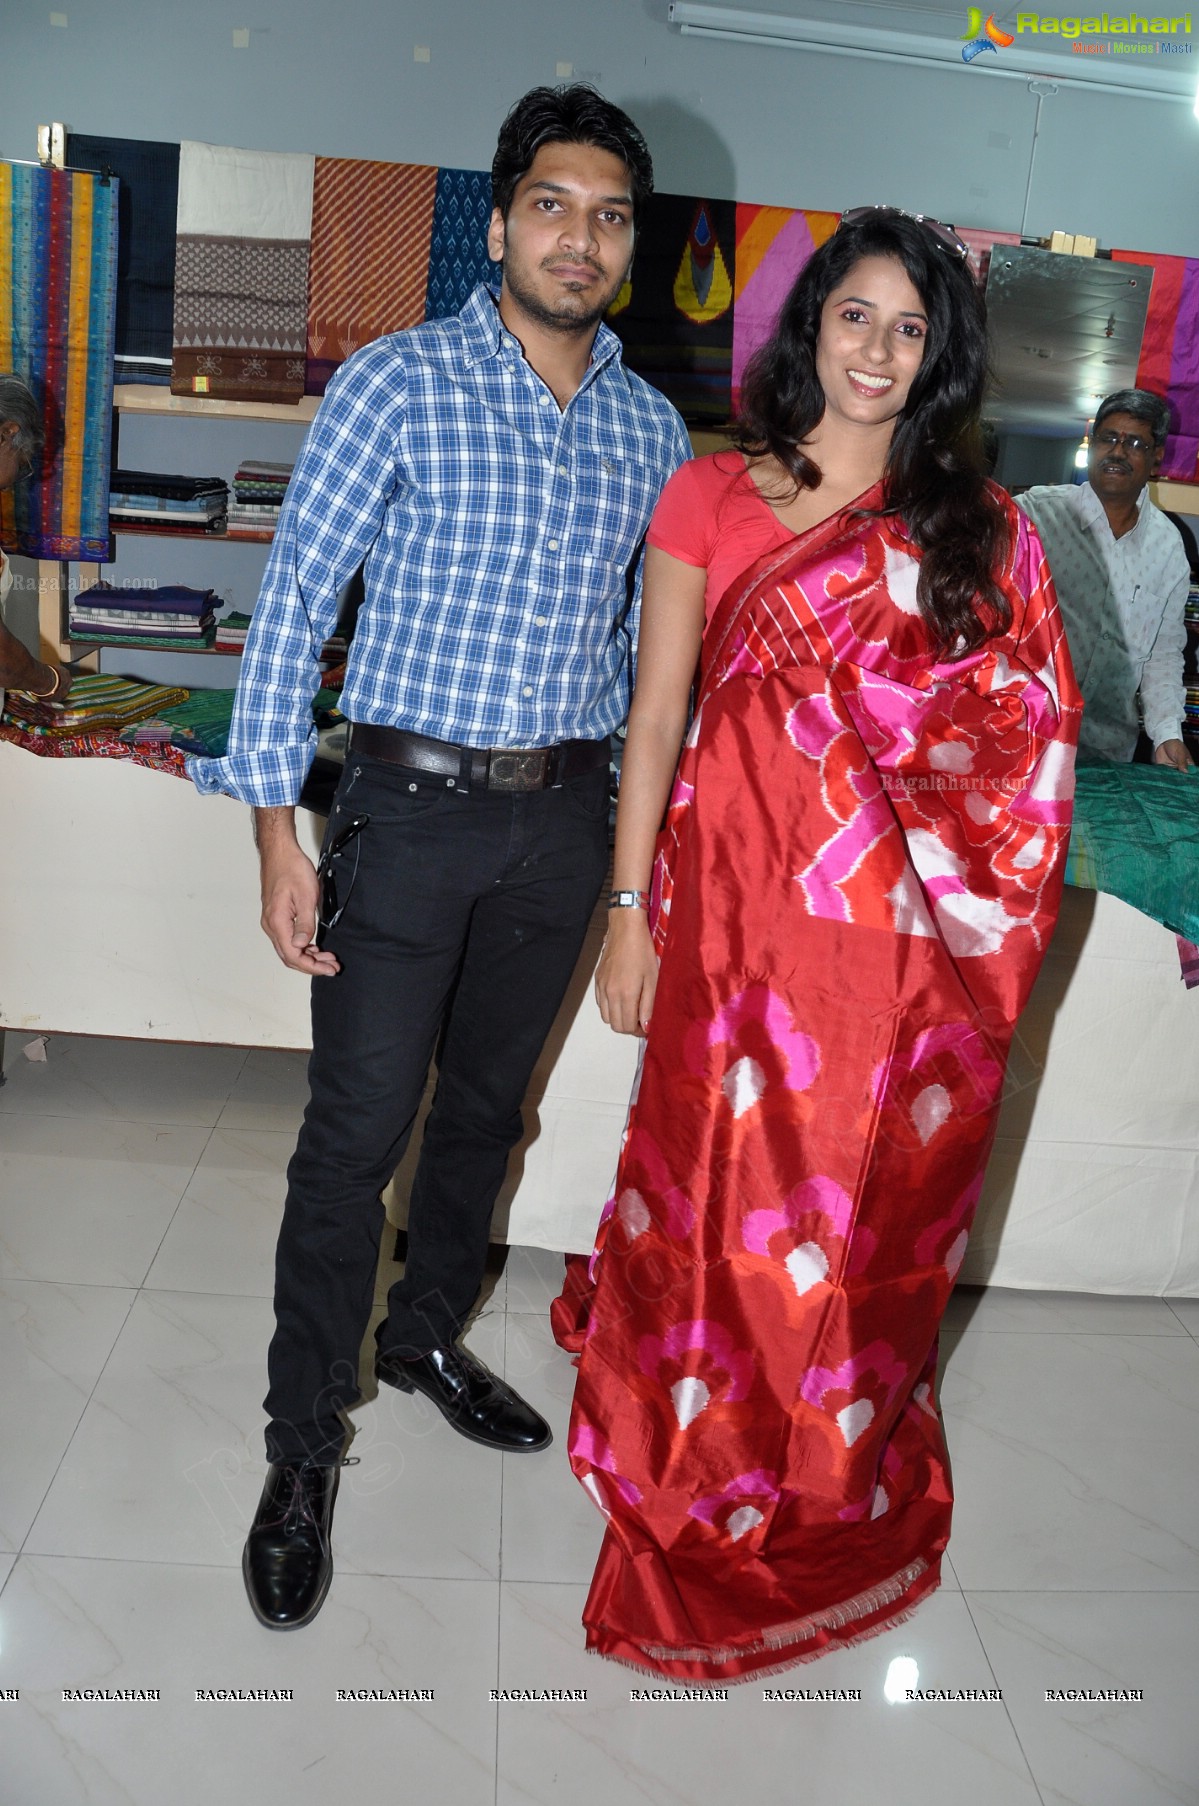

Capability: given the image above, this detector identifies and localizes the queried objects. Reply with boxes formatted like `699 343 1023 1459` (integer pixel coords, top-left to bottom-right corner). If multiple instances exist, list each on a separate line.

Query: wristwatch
608 889 650 910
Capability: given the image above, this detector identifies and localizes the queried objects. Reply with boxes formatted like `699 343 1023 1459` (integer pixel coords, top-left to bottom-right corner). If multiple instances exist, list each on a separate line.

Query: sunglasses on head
839 205 970 262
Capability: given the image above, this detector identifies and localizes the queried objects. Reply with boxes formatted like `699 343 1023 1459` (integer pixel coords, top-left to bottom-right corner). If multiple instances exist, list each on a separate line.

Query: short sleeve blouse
646 450 795 623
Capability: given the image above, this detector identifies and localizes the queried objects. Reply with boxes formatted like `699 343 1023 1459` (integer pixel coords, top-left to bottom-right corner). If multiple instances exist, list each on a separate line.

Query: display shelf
112 384 319 424
1151 479 1199 516
111 523 276 544
67 637 242 656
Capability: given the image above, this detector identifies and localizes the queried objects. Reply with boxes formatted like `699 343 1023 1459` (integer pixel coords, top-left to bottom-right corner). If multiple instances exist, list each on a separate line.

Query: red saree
553 485 1081 1681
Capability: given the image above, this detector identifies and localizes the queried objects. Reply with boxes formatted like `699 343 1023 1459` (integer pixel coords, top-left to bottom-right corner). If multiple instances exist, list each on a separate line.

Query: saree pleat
557 488 1081 1680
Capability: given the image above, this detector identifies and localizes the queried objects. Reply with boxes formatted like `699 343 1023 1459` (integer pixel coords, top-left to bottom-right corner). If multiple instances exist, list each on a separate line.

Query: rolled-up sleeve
188 345 407 806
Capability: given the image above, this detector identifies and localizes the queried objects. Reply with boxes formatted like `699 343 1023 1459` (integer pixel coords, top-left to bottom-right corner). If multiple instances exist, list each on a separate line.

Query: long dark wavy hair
734 211 1010 656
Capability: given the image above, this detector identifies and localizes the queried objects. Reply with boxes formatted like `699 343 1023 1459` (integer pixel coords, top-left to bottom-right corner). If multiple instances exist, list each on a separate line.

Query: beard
501 251 625 337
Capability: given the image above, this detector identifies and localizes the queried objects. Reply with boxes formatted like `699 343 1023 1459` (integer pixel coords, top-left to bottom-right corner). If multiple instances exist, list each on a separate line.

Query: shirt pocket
574 447 665 575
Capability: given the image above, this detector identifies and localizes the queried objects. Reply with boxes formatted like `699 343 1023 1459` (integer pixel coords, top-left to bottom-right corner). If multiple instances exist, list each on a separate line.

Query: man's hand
254 806 340 976
1153 738 1193 773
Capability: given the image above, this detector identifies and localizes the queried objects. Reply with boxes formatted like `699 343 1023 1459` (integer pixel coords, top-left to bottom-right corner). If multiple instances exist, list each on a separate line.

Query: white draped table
2 741 1195 1292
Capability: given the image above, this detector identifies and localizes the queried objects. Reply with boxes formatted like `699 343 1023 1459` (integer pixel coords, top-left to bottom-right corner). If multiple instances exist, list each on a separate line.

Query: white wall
3 0 1198 253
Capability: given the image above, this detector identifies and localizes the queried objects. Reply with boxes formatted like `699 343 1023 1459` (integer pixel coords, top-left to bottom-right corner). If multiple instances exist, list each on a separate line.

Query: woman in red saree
552 209 1081 1680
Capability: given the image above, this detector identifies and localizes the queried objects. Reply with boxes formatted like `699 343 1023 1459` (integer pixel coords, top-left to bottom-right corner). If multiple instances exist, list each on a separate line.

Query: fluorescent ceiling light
669 3 1199 104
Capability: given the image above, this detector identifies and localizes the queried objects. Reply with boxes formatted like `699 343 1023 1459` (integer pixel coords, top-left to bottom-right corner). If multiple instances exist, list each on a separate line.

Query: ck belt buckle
488 747 549 791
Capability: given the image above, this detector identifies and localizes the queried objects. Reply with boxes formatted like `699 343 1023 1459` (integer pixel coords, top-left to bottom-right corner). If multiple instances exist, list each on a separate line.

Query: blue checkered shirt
190 285 690 806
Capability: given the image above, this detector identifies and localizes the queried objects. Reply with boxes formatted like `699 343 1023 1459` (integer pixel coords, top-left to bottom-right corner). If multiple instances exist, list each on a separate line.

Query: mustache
541 254 604 275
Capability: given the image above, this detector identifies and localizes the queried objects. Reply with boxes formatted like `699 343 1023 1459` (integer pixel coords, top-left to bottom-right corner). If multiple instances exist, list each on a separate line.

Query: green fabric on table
1066 760 1199 940
120 688 237 758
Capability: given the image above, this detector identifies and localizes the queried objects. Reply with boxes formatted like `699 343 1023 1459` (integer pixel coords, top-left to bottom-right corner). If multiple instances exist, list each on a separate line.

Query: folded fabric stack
2 673 190 738
226 460 294 540
110 469 228 535
214 610 254 653
71 582 219 649
120 687 237 758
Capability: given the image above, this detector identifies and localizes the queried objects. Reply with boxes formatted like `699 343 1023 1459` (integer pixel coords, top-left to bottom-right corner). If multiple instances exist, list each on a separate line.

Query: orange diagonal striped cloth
305 158 438 395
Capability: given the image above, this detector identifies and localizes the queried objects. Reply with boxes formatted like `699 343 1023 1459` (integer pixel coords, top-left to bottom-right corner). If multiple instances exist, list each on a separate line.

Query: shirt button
523 686 534 697
534 615 548 626
547 538 560 551
559 464 569 475
538 394 550 406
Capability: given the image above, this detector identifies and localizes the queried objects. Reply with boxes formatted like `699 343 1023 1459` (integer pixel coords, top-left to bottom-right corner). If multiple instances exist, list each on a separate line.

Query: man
190 86 689 1629
1017 388 1191 769
0 374 70 703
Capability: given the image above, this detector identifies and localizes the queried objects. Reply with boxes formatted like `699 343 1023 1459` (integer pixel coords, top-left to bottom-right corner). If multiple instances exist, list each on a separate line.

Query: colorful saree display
0 160 118 561
554 490 1081 1680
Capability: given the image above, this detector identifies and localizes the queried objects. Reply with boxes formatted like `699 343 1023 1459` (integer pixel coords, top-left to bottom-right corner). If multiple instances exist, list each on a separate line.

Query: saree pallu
556 488 1081 1680
0 161 117 561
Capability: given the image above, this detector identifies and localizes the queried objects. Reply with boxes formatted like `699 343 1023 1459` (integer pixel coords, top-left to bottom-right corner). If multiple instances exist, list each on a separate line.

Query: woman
0 374 69 706
553 208 1081 1680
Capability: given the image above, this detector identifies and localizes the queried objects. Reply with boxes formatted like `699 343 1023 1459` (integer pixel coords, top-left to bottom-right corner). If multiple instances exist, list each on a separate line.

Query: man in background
1018 387 1190 769
192 85 689 1630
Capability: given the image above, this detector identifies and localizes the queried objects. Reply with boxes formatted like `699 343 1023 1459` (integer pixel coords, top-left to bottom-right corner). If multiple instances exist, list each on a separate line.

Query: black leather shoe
242 1461 339 1630
376 1341 552 1452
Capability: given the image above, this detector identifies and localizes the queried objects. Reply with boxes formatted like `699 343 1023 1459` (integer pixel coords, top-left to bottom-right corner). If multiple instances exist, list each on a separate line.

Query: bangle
608 889 650 910
22 663 64 701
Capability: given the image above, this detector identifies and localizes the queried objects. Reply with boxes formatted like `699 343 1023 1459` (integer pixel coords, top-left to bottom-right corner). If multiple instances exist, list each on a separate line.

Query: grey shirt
1017 481 1188 762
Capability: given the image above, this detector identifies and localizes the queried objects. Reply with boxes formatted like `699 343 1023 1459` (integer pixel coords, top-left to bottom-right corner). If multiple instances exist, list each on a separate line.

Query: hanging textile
66 133 180 387
606 194 736 423
424 168 500 321
1112 247 1199 484
0 160 117 562
731 205 839 412
306 157 438 394
171 141 314 404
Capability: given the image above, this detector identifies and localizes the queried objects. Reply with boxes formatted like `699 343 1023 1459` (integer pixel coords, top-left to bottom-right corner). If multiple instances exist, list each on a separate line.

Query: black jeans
263 748 610 1465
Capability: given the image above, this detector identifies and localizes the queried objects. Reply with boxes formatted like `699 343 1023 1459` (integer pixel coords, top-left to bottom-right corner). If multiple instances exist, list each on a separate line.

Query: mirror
983 246 1154 489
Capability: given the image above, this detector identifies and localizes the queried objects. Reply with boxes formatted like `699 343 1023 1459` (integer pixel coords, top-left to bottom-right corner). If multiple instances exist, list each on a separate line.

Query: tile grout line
12 1287 139 1566
957 1586 1050 1806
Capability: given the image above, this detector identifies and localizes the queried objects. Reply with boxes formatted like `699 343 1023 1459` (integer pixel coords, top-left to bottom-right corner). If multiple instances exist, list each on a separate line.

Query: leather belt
348 723 610 792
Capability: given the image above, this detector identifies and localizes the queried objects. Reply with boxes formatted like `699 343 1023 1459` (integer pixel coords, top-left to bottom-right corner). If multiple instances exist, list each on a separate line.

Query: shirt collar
459 282 624 380
1080 479 1149 535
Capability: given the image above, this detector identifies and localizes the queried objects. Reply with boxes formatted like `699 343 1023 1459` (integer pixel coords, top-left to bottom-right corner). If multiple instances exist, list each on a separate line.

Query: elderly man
0 374 69 702
1017 388 1191 770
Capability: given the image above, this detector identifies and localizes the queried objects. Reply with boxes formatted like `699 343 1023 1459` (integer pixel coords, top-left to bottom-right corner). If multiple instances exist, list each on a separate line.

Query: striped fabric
306 158 438 394
1113 247 1199 484
0 161 117 561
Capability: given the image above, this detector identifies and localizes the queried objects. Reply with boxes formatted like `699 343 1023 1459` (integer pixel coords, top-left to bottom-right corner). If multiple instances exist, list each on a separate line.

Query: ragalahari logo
961 9 1017 57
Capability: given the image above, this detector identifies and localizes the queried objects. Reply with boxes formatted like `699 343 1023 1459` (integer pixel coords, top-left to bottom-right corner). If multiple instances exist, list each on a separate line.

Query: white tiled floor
2 1031 1197 1806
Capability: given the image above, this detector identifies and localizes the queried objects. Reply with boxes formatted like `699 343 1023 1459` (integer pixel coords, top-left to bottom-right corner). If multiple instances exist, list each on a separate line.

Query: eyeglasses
1093 428 1154 456
839 205 969 262
0 433 35 480
316 812 370 946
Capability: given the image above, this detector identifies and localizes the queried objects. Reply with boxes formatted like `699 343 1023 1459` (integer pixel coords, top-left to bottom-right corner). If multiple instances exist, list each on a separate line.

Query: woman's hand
596 908 658 1036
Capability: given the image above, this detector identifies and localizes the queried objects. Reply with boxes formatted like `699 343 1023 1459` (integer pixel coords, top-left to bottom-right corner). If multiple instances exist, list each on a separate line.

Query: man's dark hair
735 209 1011 658
1093 387 1171 450
491 85 653 224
